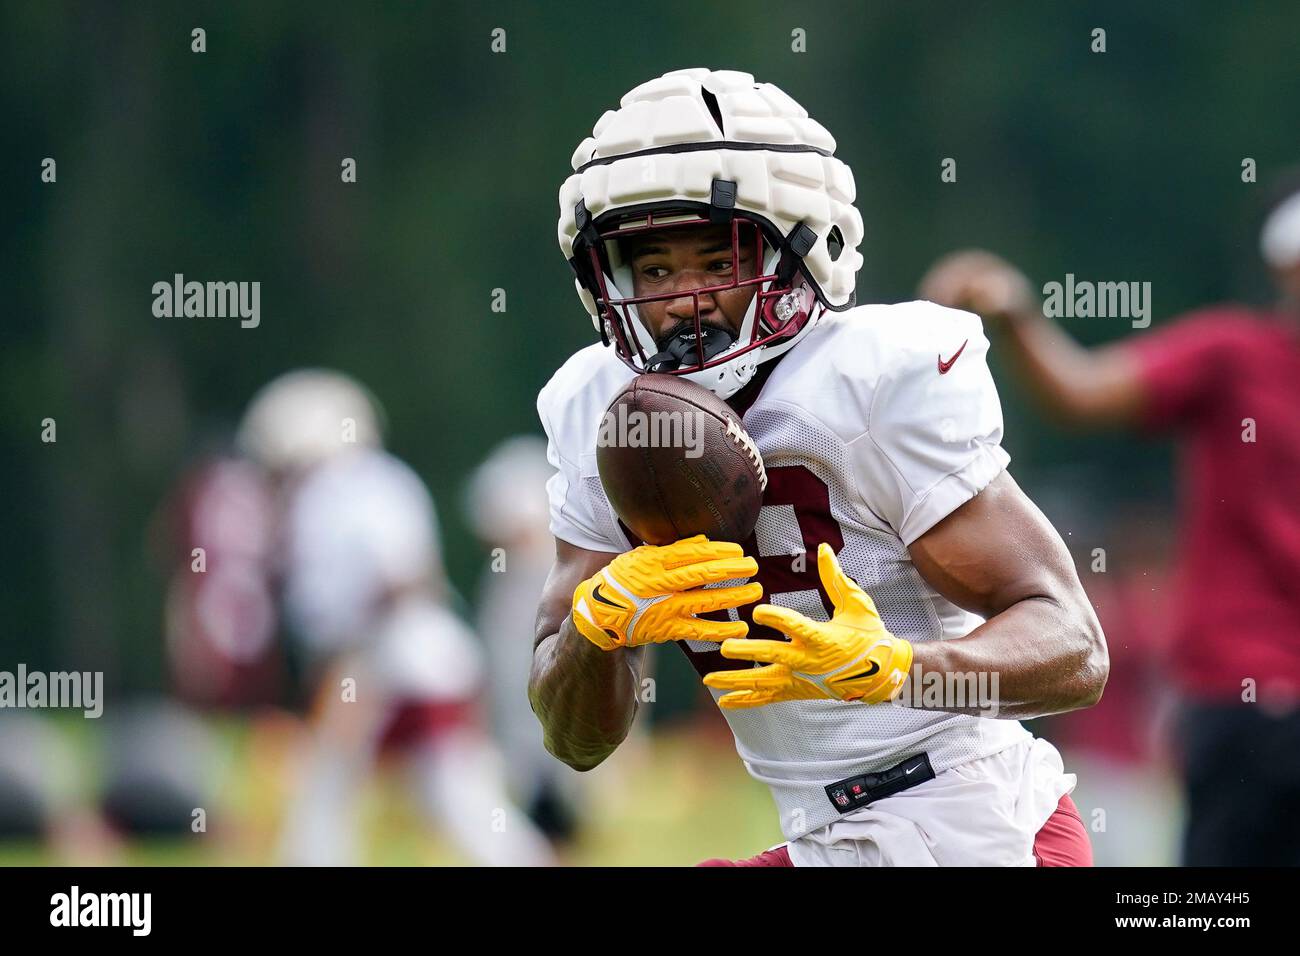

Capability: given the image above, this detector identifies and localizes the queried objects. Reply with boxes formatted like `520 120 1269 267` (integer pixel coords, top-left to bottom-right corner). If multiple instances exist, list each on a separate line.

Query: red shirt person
918 181 1300 865
1129 309 1300 701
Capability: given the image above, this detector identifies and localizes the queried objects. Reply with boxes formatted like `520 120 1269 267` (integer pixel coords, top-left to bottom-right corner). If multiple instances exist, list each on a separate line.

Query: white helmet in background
1261 187 1300 270
557 68 864 399
237 369 384 474
465 435 553 546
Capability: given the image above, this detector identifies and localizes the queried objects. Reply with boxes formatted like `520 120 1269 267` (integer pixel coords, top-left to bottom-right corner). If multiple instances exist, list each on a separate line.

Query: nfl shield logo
832 787 850 808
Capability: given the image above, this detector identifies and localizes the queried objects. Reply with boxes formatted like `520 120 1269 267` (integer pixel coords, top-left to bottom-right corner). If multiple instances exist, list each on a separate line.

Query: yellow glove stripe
827 637 914 704
571 572 635 649
571 536 761 651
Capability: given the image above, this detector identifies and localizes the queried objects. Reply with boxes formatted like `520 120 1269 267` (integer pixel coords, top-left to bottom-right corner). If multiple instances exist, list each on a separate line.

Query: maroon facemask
574 209 820 378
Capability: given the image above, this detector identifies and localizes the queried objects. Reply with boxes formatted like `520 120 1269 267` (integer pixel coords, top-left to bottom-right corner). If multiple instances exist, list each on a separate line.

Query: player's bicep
907 470 1083 619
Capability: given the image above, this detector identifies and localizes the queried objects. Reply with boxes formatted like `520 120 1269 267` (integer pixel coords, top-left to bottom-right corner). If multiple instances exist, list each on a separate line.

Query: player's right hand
571 534 761 651
918 249 1036 329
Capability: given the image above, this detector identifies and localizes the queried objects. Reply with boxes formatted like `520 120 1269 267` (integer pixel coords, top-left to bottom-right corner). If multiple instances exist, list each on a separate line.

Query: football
596 373 767 546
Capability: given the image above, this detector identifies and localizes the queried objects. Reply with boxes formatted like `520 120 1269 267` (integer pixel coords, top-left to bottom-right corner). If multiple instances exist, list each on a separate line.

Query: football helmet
237 369 385 474
557 68 865 399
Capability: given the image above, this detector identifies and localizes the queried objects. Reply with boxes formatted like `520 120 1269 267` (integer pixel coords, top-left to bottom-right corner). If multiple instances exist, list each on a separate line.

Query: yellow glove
572 535 762 651
702 543 913 709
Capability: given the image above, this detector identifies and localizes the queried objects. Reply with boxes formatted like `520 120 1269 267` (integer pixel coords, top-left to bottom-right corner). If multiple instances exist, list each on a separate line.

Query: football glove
572 535 762 651
702 543 913 709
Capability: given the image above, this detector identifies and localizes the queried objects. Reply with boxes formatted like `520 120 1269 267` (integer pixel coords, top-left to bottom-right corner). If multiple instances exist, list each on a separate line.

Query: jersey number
679 465 844 677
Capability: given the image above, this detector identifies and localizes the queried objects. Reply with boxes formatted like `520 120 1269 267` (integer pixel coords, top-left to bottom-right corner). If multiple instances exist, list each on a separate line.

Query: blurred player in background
98 700 223 839
466 436 584 846
1 456 275 863
920 176 1300 865
156 453 282 708
238 370 553 866
0 714 79 847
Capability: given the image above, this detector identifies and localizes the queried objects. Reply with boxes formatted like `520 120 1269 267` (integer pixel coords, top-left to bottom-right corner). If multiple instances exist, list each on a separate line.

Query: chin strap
775 222 818 286
644 325 736 372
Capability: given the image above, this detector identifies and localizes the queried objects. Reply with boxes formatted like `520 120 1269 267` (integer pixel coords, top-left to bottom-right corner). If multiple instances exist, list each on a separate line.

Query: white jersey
538 301 1034 840
281 448 484 703
282 448 442 654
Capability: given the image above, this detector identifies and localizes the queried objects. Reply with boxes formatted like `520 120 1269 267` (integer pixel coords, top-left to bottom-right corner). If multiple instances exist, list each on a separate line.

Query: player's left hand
702 543 914 709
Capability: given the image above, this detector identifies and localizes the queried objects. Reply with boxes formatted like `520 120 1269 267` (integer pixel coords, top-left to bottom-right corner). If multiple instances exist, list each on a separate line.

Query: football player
239 370 554 866
467 435 585 846
529 69 1107 866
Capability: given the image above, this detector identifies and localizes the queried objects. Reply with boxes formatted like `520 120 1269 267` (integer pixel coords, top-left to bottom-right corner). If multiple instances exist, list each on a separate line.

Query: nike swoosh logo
839 661 880 682
591 582 621 608
937 339 969 374
905 763 921 775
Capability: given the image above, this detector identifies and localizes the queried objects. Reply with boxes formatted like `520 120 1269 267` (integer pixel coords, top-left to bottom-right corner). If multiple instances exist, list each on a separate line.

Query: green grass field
0 714 782 867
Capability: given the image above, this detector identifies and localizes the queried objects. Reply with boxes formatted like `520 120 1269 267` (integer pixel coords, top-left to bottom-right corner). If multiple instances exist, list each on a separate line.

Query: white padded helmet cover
558 68 864 326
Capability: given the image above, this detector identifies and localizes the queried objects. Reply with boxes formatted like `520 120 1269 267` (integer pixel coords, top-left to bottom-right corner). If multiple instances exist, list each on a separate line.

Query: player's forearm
528 615 640 771
904 594 1108 720
997 308 1148 426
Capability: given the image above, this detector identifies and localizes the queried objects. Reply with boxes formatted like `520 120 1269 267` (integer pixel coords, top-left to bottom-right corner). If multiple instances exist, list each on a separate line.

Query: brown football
596 373 767 546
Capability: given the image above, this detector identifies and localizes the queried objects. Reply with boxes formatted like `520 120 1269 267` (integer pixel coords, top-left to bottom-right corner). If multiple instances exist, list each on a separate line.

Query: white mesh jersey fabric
282 449 442 655
537 341 636 554
707 401 1027 839
538 301 1030 840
